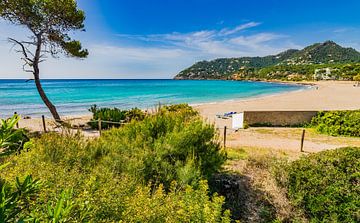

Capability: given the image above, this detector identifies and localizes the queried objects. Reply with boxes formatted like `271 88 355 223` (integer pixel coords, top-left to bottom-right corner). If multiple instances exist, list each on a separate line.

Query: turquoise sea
0 79 305 117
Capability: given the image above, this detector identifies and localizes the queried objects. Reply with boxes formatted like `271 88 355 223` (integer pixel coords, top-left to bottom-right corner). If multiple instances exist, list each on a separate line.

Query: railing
12 112 126 136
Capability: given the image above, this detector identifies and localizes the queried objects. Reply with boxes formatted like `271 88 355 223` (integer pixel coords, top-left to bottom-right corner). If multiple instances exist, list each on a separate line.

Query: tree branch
21 41 37 45
21 58 34 73
8 38 34 63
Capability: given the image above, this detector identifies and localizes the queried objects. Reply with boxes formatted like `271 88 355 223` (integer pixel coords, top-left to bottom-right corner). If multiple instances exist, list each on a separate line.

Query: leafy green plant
160 103 199 116
0 174 41 222
311 110 360 136
123 107 145 122
283 147 360 222
88 105 145 129
46 190 77 223
120 180 231 223
0 115 29 155
354 74 360 81
88 105 127 129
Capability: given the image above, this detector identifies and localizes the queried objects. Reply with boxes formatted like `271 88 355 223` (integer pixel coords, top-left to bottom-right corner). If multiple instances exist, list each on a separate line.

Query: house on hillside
314 68 338 80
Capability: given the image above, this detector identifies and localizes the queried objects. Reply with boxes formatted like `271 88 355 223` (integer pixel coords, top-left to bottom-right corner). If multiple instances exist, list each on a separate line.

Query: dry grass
252 127 360 147
218 146 308 222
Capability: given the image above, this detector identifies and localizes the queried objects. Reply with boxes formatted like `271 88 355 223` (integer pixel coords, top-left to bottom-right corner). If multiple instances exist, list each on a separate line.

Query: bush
0 115 29 156
2 107 230 222
120 181 231 223
0 162 42 222
97 106 226 189
88 105 145 129
311 110 360 136
284 147 360 222
160 103 199 116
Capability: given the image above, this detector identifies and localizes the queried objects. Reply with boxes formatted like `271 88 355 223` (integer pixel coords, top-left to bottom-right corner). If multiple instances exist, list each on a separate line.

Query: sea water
0 79 305 117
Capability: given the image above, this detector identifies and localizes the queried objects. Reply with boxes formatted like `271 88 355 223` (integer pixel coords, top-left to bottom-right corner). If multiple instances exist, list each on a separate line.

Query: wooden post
14 112 19 128
98 119 102 136
223 126 227 148
300 129 305 152
42 115 47 133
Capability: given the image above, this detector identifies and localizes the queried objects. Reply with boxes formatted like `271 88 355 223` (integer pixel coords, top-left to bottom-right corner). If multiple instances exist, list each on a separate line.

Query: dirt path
225 127 360 153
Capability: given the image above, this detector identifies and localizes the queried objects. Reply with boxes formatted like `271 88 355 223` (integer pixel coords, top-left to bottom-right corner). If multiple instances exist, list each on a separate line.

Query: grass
226 147 248 161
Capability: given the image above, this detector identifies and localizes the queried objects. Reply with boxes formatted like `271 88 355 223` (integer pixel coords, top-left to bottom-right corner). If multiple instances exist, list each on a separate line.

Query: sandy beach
195 81 360 127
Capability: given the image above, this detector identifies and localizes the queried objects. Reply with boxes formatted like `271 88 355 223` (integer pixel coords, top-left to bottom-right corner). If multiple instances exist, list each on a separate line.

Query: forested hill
174 41 360 81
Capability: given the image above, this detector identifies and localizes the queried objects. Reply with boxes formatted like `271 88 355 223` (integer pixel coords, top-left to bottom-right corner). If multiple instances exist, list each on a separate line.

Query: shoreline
4 79 307 118
189 82 313 107
196 80 360 127
195 81 360 110
13 80 360 131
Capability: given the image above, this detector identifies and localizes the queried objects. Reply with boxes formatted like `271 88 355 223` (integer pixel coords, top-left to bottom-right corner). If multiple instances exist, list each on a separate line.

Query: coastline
195 80 360 127
0 79 302 118
14 80 360 131
189 81 313 107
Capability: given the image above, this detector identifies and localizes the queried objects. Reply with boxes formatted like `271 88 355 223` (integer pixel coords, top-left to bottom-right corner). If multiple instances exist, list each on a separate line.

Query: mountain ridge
174 41 360 81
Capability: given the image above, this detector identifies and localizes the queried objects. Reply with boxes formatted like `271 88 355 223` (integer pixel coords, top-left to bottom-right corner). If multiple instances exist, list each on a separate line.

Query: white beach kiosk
232 112 244 130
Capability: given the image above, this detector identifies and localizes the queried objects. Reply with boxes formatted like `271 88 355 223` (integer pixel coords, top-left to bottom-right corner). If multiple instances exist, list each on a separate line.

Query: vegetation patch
278 147 360 222
88 105 145 129
0 115 29 157
212 147 306 222
1 106 230 222
311 110 360 137
175 41 360 81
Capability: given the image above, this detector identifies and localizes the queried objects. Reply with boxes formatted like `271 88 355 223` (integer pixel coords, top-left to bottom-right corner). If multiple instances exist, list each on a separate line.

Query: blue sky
1 0 360 78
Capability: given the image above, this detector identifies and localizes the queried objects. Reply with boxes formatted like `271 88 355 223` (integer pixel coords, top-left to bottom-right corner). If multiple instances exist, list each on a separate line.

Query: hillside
282 41 360 65
174 41 360 81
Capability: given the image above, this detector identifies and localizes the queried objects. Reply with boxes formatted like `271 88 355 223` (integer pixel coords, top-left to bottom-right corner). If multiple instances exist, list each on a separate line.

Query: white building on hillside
314 68 337 80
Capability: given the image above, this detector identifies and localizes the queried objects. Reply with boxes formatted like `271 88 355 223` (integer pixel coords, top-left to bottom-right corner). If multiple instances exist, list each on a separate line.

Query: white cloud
333 28 349 33
118 22 291 58
229 33 285 46
92 45 186 61
219 22 261 36
0 21 298 78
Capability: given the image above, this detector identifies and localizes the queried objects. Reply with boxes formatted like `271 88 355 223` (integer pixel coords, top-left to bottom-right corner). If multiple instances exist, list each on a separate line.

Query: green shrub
0 164 41 222
284 147 360 222
160 103 199 116
97 107 226 189
120 181 231 223
2 107 230 222
88 105 145 129
123 107 146 121
311 110 360 136
0 115 29 156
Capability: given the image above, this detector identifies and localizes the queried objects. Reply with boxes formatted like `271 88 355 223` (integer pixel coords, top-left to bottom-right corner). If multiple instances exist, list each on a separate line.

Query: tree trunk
32 34 62 122
33 73 62 122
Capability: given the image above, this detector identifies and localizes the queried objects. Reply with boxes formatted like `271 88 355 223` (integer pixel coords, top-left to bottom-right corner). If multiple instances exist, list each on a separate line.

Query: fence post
98 119 102 136
14 112 19 128
300 129 305 152
224 126 227 148
42 115 47 133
